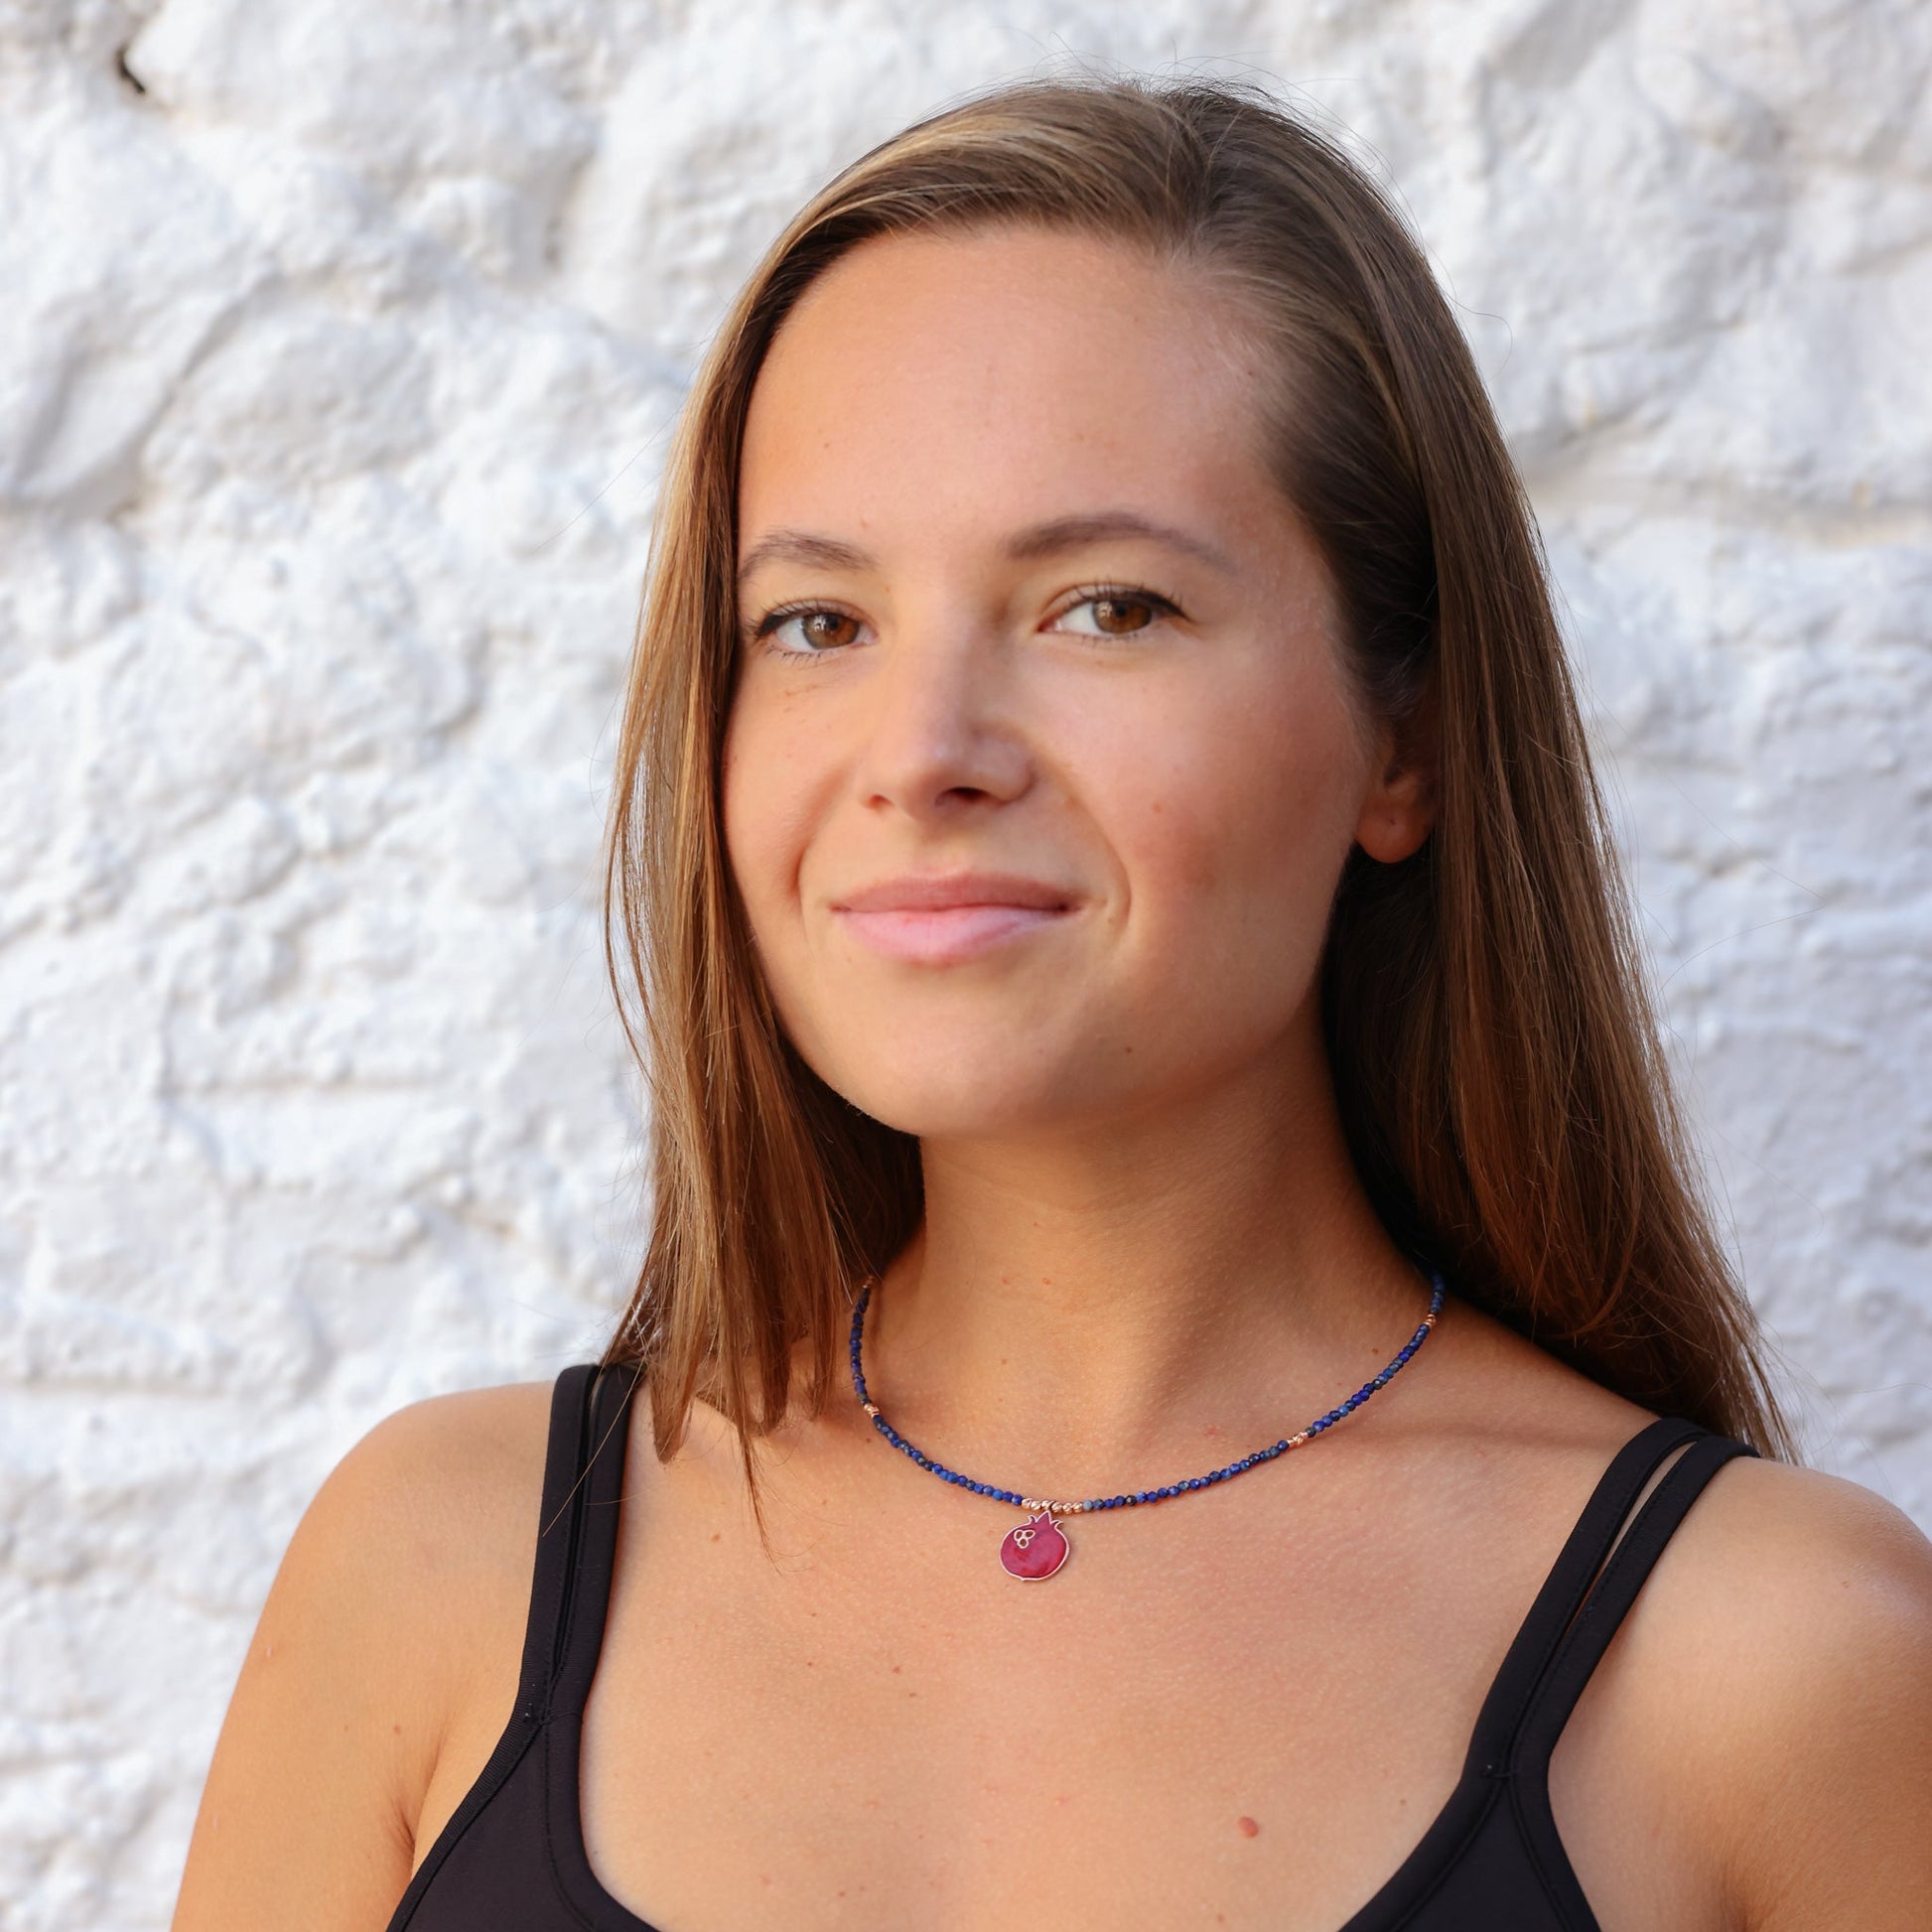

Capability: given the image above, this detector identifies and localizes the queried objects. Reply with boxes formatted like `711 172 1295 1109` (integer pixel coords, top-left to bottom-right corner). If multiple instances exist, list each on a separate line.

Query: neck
861 1017 1435 1496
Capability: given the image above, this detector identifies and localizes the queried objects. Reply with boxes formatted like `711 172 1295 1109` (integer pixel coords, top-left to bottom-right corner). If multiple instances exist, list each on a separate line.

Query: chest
565 1456 1718 1932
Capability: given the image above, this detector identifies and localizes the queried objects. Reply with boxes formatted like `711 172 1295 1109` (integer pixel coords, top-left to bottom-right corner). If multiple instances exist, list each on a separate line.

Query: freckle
892 1665 901 1674
710 1531 722 1542
392 1724 402 1735
1237 1816 1261 1839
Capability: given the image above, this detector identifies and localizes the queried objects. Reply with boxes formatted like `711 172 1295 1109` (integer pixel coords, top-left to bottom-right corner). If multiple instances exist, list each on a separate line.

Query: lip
831 872 1078 964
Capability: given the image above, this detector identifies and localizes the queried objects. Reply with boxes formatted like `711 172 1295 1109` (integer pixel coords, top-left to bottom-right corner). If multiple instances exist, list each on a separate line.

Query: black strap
515 1361 641 1724
511 1364 593 1721
383 1362 640 1932
1513 1431 1757 1771
1464 1416 1744 1776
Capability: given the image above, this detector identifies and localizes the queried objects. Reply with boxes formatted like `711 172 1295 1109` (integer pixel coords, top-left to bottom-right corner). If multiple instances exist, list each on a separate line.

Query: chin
810 1044 1114 1144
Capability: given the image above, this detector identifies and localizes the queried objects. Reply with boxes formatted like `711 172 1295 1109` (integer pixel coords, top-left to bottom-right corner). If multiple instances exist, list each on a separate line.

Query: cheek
721 695 809 941
1111 662 1365 986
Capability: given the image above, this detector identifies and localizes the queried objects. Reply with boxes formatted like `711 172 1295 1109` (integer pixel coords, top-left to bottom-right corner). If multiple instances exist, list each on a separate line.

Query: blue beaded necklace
849 1270 1446 1580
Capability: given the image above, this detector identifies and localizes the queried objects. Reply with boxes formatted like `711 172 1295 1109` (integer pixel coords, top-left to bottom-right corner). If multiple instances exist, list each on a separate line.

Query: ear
1353 689 1438 865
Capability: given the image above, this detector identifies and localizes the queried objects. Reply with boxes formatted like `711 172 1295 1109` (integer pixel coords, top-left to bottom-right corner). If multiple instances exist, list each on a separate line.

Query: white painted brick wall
1 3 1926 1924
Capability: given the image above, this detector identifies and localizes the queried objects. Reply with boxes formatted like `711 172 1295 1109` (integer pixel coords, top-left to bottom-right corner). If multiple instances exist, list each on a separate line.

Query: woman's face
725 224 1427 1140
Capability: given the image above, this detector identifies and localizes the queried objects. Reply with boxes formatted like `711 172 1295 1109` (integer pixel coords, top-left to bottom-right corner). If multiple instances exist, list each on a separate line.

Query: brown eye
763 607 865 654
1050 590 1177 639
1088 596 1154 634
798 610 859 648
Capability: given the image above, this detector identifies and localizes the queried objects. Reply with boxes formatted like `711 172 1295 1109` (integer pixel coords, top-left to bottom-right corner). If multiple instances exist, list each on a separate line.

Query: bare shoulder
270 1379 557 1692
315 1378 557 1593
172 1378 557 1932
281 1378 560 1787
1631 1453 1932 1929
1657 1452 1932 1699
1678 1449 1932 1597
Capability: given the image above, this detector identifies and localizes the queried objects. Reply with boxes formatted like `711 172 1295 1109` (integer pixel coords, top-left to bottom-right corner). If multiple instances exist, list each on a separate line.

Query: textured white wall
1 1 1927 1924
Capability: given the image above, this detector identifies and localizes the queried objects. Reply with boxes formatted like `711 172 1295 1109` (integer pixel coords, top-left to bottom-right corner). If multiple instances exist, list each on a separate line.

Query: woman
173 74 1932 1932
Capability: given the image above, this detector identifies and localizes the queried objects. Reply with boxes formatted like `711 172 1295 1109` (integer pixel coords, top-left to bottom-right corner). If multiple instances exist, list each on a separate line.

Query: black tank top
384 1362 1757 1932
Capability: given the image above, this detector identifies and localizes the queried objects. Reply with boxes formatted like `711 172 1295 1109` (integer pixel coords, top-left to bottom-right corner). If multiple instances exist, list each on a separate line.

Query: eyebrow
735 510 1236 587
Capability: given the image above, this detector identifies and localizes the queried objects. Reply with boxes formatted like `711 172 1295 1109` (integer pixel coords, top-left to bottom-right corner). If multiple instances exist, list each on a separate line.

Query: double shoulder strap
516 1361 642 1726
380 1365 643 1932
1463 1415 1760 1781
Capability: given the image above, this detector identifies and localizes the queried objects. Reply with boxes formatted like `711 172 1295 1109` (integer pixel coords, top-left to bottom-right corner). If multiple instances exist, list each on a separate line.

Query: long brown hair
601 72 1794 1467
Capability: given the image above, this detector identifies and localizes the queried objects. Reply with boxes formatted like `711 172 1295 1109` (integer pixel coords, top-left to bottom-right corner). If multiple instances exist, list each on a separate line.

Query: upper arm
1687 1462 1932 1931
170 1382 552 1932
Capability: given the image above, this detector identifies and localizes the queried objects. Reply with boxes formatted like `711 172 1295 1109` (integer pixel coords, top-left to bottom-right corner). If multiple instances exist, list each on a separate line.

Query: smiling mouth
831 873 1076 964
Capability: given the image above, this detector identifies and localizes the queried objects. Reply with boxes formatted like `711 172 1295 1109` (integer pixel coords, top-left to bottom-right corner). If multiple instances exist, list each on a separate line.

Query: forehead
738 225 1278 553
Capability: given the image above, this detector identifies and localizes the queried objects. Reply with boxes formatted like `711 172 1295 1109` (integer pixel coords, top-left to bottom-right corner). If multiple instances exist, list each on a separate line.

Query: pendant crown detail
1000 1510 1070 1581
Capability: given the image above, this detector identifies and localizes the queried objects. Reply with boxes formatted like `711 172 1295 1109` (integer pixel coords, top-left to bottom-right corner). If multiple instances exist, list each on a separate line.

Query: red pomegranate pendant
999 1510 1070 1581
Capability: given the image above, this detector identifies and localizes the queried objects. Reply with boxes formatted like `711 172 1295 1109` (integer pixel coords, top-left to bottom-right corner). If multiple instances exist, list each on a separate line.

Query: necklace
849 1270 1446 1581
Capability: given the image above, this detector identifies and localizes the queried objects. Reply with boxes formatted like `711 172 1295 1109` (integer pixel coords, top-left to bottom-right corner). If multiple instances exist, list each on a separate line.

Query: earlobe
1359 772 1437 865
1354 756 1437 865
1355 673 1439 864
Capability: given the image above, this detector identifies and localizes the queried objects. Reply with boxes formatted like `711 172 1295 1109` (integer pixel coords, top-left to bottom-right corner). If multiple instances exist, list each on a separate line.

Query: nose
853 620 1034 824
